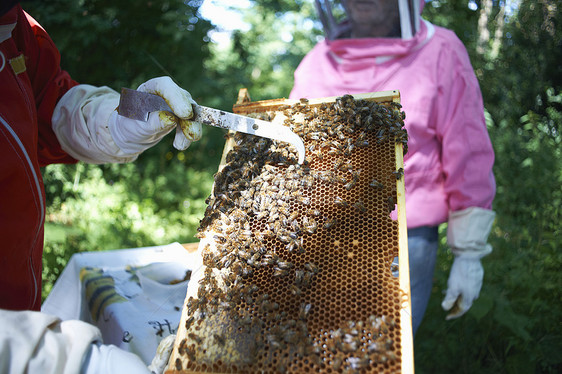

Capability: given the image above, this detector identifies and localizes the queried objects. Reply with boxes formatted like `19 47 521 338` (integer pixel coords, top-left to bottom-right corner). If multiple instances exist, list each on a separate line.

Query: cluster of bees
321 315 398 373
175 95 407 373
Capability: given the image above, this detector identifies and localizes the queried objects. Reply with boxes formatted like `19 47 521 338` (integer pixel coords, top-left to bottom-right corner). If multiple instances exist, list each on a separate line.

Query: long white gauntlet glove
441 207 496 320
52 76 202 164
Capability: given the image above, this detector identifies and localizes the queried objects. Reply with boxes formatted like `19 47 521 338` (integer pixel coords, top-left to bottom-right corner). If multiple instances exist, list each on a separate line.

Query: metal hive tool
167 90 413 374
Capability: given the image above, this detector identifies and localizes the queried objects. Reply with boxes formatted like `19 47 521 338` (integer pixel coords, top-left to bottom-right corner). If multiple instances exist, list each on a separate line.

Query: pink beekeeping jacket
290 20 496 229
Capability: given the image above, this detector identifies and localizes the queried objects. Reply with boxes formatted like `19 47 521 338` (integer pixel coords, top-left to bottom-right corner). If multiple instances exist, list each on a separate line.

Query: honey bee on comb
169 91 410 374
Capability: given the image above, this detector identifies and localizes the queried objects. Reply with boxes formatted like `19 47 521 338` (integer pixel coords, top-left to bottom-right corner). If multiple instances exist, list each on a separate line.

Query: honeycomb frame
167 89 413 374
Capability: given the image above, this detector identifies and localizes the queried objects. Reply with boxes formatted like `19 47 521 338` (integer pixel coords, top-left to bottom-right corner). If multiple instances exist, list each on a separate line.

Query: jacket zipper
0 114 44 307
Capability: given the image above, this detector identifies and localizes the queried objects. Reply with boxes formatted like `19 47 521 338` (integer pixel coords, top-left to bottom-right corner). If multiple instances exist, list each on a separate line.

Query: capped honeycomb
167 91 413 374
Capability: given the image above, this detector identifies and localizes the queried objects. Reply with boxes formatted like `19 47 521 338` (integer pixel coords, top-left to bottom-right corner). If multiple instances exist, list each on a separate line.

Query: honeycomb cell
167 93 409 374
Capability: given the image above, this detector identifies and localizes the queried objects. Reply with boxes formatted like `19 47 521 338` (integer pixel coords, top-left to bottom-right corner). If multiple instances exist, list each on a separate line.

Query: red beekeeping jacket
0 5 77 310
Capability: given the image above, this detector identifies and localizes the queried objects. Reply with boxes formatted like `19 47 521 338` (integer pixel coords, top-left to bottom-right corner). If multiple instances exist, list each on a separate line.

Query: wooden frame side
395 142 414 374
232 90 400 113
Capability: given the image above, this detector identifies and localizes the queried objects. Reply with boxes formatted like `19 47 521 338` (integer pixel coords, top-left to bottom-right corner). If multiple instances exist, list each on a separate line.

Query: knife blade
118 88 305 164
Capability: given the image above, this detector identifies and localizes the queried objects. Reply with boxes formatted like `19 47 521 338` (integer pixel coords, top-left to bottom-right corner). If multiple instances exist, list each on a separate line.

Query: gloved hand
441 207 496 320
111 76 202 153
52 77 202 164
147 334 176 374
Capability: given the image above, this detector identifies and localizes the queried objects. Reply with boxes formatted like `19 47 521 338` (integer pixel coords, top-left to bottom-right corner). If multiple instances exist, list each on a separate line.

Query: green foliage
203 0 320 104
22 0 213 91
414 2 562 373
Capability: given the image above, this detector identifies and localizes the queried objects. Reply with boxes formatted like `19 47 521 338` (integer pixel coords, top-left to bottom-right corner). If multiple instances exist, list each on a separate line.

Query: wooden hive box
167 89 413 374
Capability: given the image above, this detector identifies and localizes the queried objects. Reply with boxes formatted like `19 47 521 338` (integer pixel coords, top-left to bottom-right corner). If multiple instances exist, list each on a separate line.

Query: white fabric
41 243 198 365
442 207 496 319
0 309 101 374
83 343 150 374
52 84 132 163
397 0 413 39
447 207 496 258
52 77 201 164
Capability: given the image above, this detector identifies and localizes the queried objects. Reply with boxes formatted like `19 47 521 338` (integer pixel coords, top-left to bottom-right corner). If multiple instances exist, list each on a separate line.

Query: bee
335 174 348 184
175 358 183 371
334 196 349 207
237 250 251 261
344 142 355 156
307 208 321 217
326 339 338 354
387 196 396 212
285 238 300 253
323 218 337 229
188 332 202 344
211 333 225 346
344 179 357 190
185 345 196 361
348 356 370 370
277 231 291 243
334 158 344 169
185 315 195 330
332 355 343 370
277 261 294 270
386 351 399 362
283 329 300 345
305 262 319 274
279 205 290 216
383 337 394 349
299 303 312 320
302 216 318 234
297 195 311 206
178 338 187 356
243 294 254 305
261 301 280 313
328 147 343 156
262 229 275 239
341 340 358 353
289 284 302 296
290 219 301 233
295 269 305 286
353 199 367 213
393 167 404 180
369 179 384 189
368 342 381 353
273 267 289 278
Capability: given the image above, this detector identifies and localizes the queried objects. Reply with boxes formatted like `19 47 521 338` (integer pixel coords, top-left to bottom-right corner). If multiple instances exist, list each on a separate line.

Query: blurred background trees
20 0 560 372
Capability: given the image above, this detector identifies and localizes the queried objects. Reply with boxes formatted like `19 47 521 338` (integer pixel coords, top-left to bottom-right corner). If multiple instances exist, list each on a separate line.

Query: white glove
52 76 202 164
441 207 496 320
126 76 202 151
147 334 176 374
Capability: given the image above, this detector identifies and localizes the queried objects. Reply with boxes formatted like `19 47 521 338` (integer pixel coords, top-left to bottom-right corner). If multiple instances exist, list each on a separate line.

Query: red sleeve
20 8 79 166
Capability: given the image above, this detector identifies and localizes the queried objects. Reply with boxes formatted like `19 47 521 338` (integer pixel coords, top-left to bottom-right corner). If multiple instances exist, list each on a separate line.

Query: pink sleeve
434 34 495 211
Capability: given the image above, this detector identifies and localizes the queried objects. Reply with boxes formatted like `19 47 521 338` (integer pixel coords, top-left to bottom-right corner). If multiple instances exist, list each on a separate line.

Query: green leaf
468 293 494 321
505 353 536 374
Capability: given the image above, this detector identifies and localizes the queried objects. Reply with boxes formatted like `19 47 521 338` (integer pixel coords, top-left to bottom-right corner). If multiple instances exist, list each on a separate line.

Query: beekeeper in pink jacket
291 0 496 334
